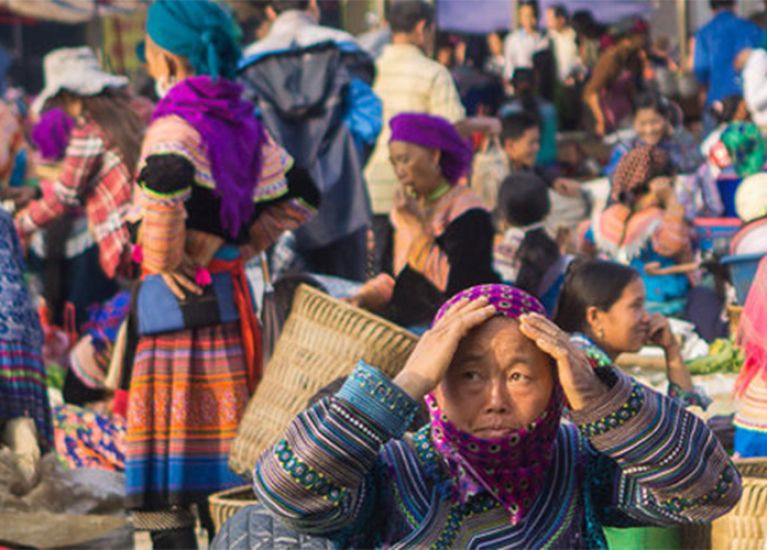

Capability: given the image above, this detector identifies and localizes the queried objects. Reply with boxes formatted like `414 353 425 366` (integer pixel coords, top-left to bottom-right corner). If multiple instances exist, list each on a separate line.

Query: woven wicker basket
228 284 419 478
707 458 767 550
208 485 256 534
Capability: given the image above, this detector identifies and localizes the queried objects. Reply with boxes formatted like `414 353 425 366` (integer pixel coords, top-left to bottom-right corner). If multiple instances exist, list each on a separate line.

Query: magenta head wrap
32 108 75 161
428 284 563 525
389 112 473 185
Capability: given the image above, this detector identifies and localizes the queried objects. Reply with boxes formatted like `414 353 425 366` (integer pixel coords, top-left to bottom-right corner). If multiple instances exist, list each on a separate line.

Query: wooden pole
677 0 689 70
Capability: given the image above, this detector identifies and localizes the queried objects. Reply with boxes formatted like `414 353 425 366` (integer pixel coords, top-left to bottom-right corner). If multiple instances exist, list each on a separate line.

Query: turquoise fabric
583 226 688 316
144 0 241 80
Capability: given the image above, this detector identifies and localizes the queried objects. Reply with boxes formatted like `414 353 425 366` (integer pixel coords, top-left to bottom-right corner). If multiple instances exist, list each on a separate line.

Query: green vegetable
685 338 743 375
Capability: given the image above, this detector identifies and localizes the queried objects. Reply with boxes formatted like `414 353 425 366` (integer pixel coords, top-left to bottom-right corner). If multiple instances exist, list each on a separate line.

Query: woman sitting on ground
555 259 710 410
234 284 739 548
582 145 693 316
494 172 569 314
349 113 499 327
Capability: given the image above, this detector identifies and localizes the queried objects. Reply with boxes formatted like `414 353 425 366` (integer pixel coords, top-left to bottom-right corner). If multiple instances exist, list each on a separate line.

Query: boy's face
503 127 541 168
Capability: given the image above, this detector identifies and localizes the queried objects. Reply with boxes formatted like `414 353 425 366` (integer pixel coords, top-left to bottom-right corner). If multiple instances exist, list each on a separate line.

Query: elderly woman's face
434 317 553 438
389 140 443 198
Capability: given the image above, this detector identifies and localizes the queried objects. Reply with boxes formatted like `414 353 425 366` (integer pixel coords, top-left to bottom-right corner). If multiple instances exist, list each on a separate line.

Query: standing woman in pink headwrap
349 113 499 327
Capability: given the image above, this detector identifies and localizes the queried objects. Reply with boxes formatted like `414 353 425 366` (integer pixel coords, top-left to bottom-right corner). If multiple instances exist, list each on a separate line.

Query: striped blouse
254 361 740 549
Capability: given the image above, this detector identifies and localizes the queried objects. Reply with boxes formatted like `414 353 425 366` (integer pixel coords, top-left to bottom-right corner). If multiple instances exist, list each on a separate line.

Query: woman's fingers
519 313 564 340
161 273 186 300
174 272 203 295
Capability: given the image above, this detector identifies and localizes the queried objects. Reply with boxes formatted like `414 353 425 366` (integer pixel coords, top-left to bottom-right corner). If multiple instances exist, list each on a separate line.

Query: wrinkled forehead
453 316 549 369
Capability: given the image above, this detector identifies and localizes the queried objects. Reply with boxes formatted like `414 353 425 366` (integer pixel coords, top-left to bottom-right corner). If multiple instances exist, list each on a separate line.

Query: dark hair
511 68 542 126
519 0 539 19
710 94 744 125
549 4 568 21
501 111 539 143
571 10 605 40
271 0 310 14
497 173 559 296
709 0 736 10
51 88 143 174
553 260 639 333
388 0 434 33
633 91 671 118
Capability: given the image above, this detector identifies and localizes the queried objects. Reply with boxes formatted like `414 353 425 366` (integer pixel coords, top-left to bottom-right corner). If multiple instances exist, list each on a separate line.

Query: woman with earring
126 2 318 548
555 259 710 410
347 113 499 329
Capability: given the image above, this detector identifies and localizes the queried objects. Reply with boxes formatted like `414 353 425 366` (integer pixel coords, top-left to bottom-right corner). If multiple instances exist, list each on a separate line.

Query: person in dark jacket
239 0 382 281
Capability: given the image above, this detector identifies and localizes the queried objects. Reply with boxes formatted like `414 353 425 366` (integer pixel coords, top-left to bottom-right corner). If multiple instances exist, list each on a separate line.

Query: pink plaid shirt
16 121 133 278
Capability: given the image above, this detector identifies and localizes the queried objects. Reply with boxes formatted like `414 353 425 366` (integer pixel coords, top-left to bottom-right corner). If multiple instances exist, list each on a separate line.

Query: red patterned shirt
16 121 134 278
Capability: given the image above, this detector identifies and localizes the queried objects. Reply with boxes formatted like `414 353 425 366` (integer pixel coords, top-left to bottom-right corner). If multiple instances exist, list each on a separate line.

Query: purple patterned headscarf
152 76 266 237
389 112 472 185
429 284 564 525
32 108 75 161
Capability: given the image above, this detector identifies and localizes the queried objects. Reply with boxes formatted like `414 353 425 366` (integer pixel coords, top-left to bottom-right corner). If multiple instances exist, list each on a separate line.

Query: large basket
708 458 767 550
228 284 419 478
208 485 256 534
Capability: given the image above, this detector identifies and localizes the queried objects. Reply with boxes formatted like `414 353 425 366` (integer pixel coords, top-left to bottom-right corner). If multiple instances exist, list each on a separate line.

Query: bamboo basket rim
292 283 419 339
228 284 419 478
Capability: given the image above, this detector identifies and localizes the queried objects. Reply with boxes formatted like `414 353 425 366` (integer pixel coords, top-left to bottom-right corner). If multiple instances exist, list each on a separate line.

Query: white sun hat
736 172 767 222
31 47 129 115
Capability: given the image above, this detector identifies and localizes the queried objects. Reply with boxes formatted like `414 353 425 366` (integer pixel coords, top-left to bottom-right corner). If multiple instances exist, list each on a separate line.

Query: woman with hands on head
241 284 739 549
555 259 711 410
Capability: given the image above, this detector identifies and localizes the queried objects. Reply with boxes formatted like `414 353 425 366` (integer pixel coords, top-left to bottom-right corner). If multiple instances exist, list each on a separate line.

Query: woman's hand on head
393 298 496 401
519 313 609 411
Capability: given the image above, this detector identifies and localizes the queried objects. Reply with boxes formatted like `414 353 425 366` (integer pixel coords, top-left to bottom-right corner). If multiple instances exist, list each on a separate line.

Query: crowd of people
0 0 766 548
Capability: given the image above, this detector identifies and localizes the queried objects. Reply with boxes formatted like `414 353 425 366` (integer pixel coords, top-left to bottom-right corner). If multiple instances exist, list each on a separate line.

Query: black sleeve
437 209 501 297
250 165 321 224
137 154 196 195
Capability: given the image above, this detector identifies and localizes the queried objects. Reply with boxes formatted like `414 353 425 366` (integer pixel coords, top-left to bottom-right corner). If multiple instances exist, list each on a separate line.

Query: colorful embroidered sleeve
135 117 199 273
570 368 741 526
253 361 420 538
16 125 104 236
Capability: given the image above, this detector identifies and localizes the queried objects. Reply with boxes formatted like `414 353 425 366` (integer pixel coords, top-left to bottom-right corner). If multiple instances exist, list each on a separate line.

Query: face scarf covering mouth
427 284 565 525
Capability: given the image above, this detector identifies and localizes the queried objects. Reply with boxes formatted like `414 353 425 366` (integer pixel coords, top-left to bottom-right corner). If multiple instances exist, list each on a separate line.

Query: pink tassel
195 267 212 287
131 244 143 264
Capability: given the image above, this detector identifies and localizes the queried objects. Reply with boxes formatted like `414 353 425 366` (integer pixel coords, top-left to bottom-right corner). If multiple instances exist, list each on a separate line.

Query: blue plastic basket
693 218 742 253
721 252 767 303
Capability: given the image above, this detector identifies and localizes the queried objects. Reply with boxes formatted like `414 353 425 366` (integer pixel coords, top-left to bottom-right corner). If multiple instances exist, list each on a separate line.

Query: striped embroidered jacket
16 121 133 278
254 361 741 549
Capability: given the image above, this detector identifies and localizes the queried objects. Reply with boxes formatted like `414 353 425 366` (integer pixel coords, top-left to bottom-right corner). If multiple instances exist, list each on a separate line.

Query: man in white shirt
503 1 548 82
545 4 582 130
545 5 580 84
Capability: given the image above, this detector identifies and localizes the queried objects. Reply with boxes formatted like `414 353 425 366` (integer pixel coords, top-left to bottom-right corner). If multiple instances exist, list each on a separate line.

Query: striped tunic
254 361 741 548
126 113 314 512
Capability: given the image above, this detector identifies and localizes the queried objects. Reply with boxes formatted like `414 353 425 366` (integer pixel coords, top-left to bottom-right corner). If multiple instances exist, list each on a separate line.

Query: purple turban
32 108 75 161
389 112 472 185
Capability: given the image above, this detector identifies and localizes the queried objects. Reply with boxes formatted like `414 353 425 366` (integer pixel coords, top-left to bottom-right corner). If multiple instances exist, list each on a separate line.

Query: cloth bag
470 136 509 210
136 272 239 335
